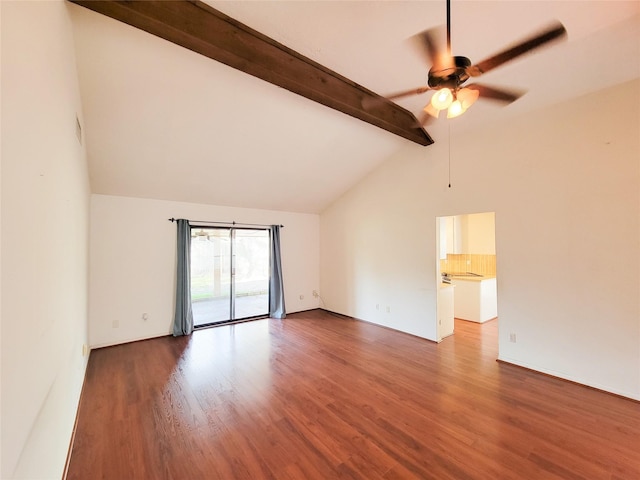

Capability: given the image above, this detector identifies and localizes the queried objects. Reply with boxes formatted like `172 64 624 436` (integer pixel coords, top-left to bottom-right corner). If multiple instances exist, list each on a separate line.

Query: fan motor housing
428 56 471 89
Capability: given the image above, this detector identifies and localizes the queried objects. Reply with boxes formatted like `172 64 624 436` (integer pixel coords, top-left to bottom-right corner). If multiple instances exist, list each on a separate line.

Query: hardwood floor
67 310 640 479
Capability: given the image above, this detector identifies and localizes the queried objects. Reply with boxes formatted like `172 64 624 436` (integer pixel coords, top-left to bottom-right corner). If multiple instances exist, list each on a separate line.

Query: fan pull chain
448 123 452 188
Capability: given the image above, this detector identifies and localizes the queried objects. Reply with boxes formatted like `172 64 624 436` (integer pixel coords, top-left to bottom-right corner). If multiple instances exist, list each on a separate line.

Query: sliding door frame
190 225 271 328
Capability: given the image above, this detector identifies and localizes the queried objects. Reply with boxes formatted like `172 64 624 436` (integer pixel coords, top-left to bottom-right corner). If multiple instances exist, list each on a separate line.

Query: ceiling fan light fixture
447 100 465 118
457 87 480 109
431 88 453 110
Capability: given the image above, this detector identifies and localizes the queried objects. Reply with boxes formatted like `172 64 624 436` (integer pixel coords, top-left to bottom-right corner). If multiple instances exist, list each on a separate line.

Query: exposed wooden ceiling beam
68 0 433 146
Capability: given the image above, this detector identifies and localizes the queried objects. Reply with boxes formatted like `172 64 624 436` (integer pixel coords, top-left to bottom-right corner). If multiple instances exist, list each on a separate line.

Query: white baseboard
498 356 639 401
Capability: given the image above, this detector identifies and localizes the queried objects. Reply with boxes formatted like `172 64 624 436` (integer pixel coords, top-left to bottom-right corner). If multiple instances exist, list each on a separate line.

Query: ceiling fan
388 0 567 122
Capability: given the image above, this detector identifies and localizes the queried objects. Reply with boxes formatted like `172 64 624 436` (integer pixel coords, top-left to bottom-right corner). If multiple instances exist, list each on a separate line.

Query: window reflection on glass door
190 227 269 327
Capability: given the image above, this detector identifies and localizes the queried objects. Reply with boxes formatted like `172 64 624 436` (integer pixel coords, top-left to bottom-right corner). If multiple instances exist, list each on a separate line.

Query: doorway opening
436 212 498 341
190 227 270 327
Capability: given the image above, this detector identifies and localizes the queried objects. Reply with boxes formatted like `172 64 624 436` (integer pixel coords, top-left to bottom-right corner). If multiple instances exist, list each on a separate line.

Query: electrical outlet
509 333 517 343
82 344 89 356
112 319 119 328
142 313 148 321
299 294 304 300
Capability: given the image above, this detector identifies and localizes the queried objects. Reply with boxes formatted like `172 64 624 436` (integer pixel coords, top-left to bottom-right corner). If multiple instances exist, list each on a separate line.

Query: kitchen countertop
445 274 496 282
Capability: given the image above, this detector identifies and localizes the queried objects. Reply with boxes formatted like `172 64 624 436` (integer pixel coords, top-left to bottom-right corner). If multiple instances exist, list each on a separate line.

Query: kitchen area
437 212 497 341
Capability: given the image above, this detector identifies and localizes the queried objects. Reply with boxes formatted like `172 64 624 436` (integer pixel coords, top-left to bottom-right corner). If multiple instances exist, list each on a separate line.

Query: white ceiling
68 1 640 214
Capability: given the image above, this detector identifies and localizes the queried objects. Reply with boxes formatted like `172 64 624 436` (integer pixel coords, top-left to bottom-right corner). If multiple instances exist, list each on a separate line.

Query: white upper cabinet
440 212 495 256
464 212 496 254
444 215 463 254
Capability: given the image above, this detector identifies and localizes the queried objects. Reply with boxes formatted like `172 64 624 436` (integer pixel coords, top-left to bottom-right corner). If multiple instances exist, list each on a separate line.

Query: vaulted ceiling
68 1 640 213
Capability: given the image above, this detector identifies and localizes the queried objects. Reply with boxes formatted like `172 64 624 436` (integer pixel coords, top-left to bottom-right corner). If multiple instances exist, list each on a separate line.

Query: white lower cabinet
453 277 497 323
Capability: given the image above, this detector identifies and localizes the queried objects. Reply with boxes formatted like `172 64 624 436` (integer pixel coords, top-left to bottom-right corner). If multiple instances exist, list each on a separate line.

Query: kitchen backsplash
440 254 497 276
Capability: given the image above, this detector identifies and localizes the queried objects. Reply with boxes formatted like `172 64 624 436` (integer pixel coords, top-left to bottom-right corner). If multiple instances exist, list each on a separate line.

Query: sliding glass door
233 229 270 319
190 227 269 327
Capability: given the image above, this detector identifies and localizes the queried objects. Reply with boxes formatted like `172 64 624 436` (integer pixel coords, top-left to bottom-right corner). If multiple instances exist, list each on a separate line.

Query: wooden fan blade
410 25 454 72
466 84 525 104
385 86 432 101
467 21 567 77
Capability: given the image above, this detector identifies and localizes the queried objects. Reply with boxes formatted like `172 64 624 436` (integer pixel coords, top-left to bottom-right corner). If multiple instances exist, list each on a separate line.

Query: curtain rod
168 218 283 228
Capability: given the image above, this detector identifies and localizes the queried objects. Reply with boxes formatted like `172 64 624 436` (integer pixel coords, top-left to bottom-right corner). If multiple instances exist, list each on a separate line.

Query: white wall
320 79 640 399
90 194 320 347
320 152 437 339
1 1 91 478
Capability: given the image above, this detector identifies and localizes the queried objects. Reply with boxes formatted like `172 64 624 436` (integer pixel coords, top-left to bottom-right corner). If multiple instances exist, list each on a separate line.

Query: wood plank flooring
67 310 640 479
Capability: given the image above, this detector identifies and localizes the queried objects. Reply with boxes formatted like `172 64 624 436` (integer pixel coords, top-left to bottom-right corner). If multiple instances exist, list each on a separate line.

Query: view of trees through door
190 227 270 327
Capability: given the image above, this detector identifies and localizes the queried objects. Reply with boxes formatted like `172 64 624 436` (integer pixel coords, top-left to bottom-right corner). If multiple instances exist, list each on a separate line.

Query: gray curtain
173 219 194 336
269 225 286 319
